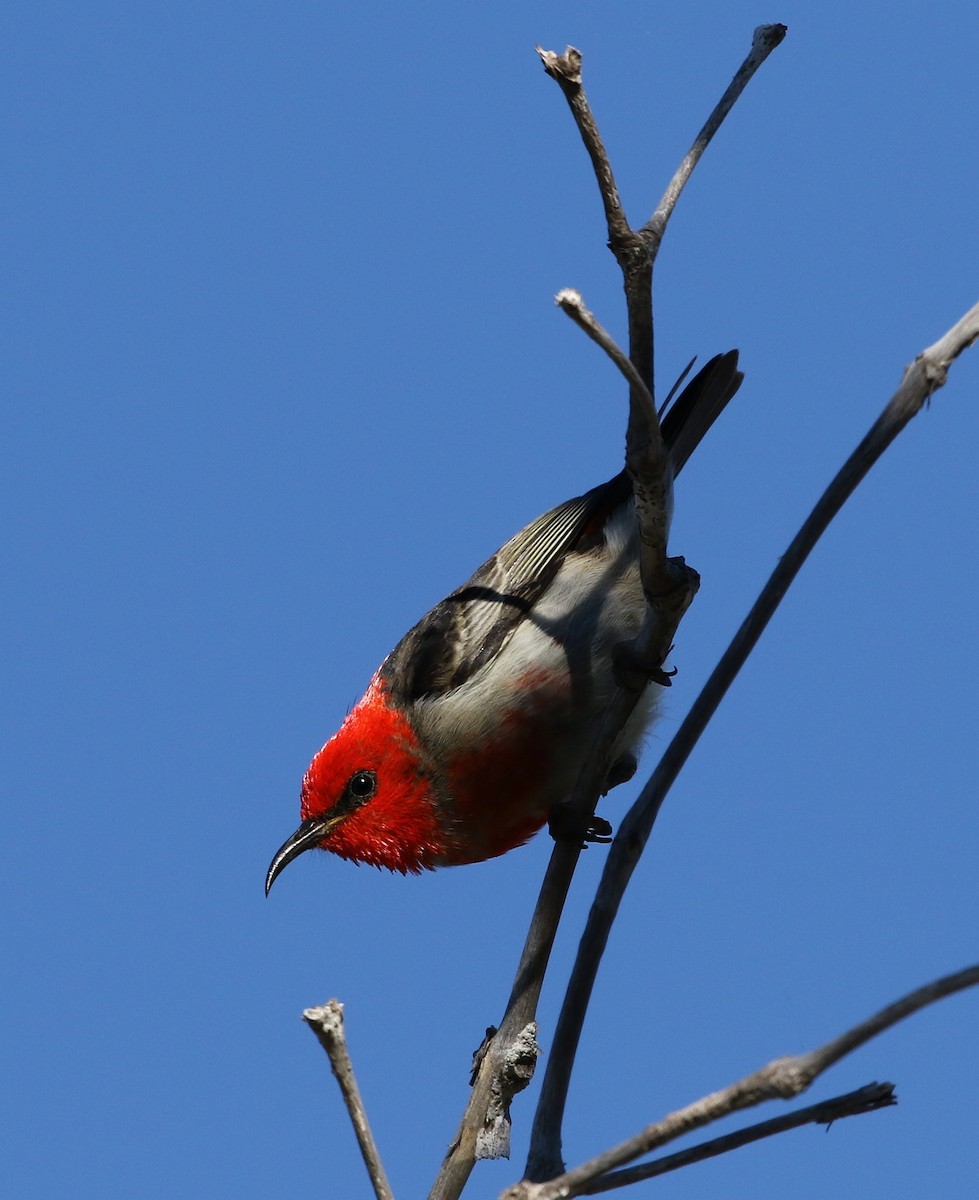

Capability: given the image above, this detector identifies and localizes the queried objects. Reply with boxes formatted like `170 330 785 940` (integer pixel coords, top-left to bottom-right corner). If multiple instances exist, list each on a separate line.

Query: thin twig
643 25 787 249
303 1001 395 1200
555 288 687 603
505 965 979 1199
526 33 781 1177
555 289 657 422
525 300 979 1179
580 1082 896 1194
432 34 785 1200
535 48 635 255
795 961 979 1077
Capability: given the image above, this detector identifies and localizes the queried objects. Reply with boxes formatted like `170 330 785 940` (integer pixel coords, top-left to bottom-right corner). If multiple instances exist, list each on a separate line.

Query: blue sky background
4 4 978 1198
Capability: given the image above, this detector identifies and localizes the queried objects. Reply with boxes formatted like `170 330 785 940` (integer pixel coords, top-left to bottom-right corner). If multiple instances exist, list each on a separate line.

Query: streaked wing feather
381 473 631 702
381 349 742 703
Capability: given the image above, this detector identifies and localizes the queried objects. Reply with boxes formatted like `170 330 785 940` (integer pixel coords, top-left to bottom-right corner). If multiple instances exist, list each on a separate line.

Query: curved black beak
265 816 339 896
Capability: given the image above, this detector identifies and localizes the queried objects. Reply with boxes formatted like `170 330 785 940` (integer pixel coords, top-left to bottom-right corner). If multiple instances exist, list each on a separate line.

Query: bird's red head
265 678 447 890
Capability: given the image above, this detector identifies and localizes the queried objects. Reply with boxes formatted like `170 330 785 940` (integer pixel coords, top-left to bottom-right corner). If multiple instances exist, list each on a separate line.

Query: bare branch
438 587 689 1192
554 289 657 422
643 24 787 249
535 47 635 256
555 288 685 602
579 1083 896 1194
794 962 979 1079
536 41 653 395
539 28 785 392
508 965 979 1199
525 299 979 1179
429 831 603 1197
434 36 786 1199
303 1001 395 1200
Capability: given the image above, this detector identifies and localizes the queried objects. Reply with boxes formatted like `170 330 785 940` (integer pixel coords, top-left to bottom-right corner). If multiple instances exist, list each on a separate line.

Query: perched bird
266 351 741 888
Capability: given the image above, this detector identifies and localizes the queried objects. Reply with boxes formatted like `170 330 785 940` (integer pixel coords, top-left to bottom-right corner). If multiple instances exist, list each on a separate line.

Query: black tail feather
660 350 743 476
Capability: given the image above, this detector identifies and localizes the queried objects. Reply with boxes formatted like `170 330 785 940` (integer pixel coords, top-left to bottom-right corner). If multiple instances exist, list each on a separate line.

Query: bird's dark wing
381 472 632 702
381 350 743 703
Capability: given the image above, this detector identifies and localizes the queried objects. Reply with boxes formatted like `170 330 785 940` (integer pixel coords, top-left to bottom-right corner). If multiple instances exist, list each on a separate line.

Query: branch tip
753 23 788 53
536 45 582 85
304 1000 394 1200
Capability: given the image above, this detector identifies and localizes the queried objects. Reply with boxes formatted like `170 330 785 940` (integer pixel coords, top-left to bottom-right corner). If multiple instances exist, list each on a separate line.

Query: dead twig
303 1001 395 1200
644 24 787 251
508 965 979 1199
578 1083 896 1194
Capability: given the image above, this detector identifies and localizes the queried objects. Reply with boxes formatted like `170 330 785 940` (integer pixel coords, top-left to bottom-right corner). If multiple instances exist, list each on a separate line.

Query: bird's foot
549 804 614 847
613 641 677 690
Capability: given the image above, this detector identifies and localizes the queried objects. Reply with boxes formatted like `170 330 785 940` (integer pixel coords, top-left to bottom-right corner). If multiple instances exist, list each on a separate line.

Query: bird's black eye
347 770 377 802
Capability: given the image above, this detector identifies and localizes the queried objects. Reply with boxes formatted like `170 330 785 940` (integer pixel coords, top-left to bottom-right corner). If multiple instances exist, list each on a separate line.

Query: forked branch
539 25 786 389
430 31 785 1200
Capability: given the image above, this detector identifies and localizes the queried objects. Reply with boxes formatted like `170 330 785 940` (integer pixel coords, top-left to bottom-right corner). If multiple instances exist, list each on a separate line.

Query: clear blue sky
4 4 978 1198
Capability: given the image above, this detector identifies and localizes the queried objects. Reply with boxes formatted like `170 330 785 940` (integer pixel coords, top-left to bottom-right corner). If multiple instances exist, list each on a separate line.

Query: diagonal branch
525 300 979 1179
578 1083 896 1194
643 24 787 250
555 289 656 418
507 965 979 1199
303 1001 395 1200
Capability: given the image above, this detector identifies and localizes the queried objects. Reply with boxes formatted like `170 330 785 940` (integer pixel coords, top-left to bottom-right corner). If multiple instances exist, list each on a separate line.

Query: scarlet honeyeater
266 352 741 888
